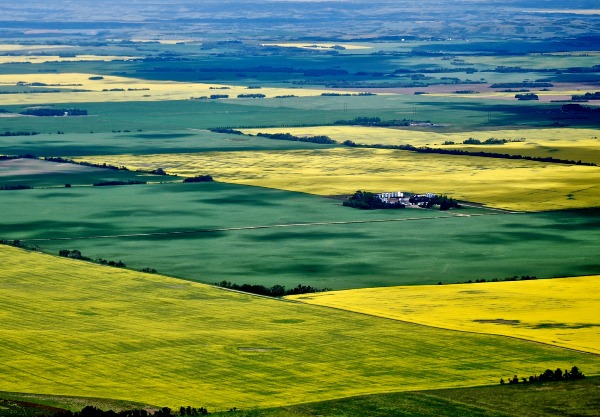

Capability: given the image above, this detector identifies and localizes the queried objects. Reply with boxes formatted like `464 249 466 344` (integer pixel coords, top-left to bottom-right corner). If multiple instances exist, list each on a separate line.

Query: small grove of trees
216 281 331 297
59 250 126 268
209 128 243 135
237 94 265 98
515 93 539 100
572 91 600 100
501 366 585 385
183 175 213 183
343 190 405 210
429 195 460 210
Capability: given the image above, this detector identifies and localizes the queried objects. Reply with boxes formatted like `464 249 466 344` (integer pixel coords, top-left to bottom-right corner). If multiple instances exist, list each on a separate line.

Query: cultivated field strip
75 148 600 211
289 276 600 355
1 245 599 409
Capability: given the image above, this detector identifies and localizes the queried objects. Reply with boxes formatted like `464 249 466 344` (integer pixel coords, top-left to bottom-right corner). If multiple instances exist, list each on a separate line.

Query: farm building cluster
376 192 437 207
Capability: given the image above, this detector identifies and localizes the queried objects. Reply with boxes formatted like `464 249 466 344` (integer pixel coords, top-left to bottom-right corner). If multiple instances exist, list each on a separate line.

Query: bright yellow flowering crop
288 275 600 354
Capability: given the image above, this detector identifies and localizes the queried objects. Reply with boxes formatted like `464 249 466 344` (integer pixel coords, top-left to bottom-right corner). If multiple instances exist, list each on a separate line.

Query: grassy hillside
211 377 600 417
1 245 599 409
288 276 600 354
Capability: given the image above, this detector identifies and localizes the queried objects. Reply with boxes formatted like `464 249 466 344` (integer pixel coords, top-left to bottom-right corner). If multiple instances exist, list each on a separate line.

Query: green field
1 245 599 410
2 183 598 289
0 182 450 240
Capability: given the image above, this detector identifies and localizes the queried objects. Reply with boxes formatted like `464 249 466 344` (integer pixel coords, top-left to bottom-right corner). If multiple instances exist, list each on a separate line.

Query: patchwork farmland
1 2 600 416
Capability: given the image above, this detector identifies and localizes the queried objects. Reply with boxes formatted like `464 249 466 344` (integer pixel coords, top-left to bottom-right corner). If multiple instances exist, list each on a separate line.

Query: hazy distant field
75 148 600 211
290 275 600 354
2 245 598 409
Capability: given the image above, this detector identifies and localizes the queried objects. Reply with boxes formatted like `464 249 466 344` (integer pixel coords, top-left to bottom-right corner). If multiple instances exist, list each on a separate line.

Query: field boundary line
287 299 600 357
17 212 517 242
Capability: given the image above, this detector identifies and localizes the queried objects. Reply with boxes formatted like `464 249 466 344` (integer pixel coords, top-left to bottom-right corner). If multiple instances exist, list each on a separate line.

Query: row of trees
45 157 130 171
48 405 209 417
20 108 87 116
463 275 537 284
333 116 427 127
93 180 147 187
215 281 331 297
501 366 585 385
0 131 40 136
342 140 597 166
256 132 337 144
59 250 126 268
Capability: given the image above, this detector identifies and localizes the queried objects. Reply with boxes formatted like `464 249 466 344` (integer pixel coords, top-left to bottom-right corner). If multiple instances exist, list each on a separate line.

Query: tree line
215 281 332 297
461 275 537 284
501 366 585 385
93 180 147 187
45 405 210 417
333 117 429 127
0 131 40 136
45 157 130 171
20 108 87 116
59 250 126 268
341 141 597 166
256 132 337 144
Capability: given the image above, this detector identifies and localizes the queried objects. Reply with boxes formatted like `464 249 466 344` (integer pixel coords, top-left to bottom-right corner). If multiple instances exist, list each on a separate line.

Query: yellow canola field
0 55 140 64
3 246 598 408
260 43 371 50
0 73 337 105
288 275 600 355
242 126 600 165
75 148 600 211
